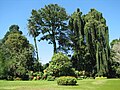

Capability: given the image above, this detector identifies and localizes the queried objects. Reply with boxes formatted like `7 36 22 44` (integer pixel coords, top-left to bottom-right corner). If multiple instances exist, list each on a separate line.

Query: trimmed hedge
57 76 77 85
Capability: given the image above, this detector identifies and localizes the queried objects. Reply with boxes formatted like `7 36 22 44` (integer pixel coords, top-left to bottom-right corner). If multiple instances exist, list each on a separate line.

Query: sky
0 0 120 64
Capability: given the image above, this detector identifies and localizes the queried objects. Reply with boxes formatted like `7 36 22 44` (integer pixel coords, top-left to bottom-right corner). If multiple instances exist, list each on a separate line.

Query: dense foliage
57 76 77 85
44 53 76 77
28 4 69 54
84 9 110 76
0 25 42 80
28 4 111 77
68 8 110 77
0 4 119 80
109 39 120 78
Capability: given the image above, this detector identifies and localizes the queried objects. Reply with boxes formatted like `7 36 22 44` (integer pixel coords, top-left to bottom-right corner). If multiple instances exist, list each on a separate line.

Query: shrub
116 67 120 78
33 76 37 80
27 71 33 80
42 73 47 80
95 76 107 80
45 53 76 77
14 77 22 81
7 76 13 80
36 72 43 80
75 70 88 80
57 76 77 85
27 71 43 80
47 76 55 81
77 76 84 80
29 75 34 80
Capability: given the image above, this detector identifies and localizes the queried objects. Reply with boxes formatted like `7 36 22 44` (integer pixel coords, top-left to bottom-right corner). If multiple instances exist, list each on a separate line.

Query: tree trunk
34 37 39 61
53 37 57 54
52 26 57 54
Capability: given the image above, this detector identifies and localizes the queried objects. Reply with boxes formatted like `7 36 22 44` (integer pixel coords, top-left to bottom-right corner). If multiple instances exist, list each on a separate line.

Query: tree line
0 4 120 80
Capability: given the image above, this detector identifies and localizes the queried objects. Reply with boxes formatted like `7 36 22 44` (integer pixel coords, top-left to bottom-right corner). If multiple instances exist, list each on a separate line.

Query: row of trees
27 4 110 77
0 4 120 80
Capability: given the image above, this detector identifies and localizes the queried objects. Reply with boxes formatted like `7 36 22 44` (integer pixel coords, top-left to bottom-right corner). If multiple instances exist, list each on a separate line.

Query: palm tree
28 20 40 61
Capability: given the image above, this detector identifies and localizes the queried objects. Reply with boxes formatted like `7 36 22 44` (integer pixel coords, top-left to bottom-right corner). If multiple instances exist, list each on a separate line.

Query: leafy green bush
14 77 22 81
95 76 107 80
57 76 77 85
77 76 84 80
75 70 88 80
45 53 76 77
42 73 47 80
33 77 37 80
47 76 55 81
27 71 43 80
27 71 34 80
36 72 43 80
116 67 120 78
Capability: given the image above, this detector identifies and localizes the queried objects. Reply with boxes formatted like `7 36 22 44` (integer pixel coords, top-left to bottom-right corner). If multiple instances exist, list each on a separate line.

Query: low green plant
77 76 84 80
116 67 120 78
26 71 33 80
47 76 55 81
95 76 107 80
57 76 77 85
14 77 22 81
33 77 37 80
42 73 47 80
27 71 43 80
36 72 43 80
46 53 76 77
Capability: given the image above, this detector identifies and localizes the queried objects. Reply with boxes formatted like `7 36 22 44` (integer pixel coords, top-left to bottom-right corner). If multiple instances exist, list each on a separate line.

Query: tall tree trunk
52 26 57 54
34 37 39 61
53 39 57 54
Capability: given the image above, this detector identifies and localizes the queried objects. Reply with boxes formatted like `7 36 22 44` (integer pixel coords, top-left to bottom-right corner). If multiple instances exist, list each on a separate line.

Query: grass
0 79 120 90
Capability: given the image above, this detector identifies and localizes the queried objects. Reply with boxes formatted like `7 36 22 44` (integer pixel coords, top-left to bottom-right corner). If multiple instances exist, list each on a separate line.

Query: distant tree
109 39 120 77
28 4 69 54
0 39 2 45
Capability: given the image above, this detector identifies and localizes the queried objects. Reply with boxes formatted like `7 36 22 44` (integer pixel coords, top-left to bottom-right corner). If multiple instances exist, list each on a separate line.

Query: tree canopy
28 4 69 54
67 8 110 76
0 25 38 80
1 4 119 79
109 39 120 77
44 53 75 77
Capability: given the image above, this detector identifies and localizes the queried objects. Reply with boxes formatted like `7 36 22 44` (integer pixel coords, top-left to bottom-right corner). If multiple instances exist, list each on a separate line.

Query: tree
67 8 110 77
84 9 110 76
2 25 22 43
69 9 87 71
0 45 7 79
0 25 36 80
28 4 69 54
110 39 120 77
28 12 40 61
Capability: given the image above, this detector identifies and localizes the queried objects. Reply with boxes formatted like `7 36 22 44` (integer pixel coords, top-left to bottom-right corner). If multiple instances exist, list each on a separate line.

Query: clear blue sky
0 0 120 64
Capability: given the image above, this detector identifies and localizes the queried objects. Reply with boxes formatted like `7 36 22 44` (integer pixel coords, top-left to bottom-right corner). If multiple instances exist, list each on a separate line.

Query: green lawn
0 79 120 90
